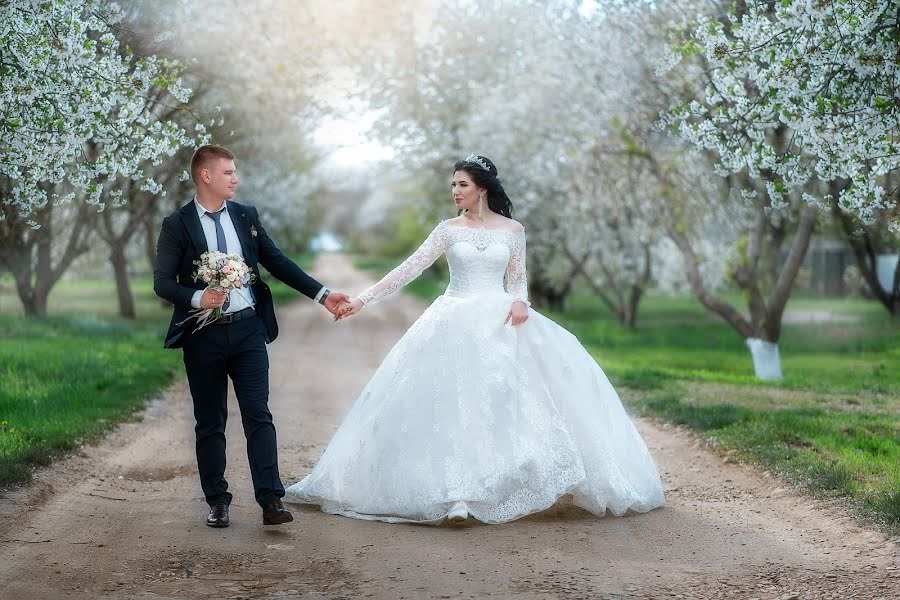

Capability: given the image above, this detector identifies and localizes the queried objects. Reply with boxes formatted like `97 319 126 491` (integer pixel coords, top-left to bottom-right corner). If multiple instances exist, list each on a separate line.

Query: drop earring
478 194 484 218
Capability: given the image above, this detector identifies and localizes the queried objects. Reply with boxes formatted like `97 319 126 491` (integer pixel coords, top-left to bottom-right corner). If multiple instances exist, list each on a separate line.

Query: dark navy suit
154 199 322 508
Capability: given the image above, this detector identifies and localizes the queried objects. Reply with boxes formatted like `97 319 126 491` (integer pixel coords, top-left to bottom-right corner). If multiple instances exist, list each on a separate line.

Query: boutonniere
249 225 258 237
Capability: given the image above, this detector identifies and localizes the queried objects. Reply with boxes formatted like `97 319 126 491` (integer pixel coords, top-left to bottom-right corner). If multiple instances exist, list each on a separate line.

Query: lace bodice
358 220 529 306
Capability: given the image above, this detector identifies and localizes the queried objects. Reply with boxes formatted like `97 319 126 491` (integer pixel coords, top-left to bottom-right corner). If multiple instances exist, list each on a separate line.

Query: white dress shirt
190 198 328 309
190 198 255 313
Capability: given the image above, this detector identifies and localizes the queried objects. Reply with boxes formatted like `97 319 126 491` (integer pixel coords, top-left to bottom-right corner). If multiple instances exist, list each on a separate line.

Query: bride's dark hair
453 155 514 218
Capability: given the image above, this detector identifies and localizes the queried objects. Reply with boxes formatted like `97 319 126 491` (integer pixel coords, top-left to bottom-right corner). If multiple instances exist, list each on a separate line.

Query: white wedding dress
285 221 665 524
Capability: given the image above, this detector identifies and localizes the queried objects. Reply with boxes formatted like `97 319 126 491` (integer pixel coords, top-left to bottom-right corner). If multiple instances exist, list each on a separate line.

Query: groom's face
203 158 239 200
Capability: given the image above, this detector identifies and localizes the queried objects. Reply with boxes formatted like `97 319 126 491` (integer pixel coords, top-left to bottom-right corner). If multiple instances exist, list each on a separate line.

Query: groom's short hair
190 145 235 183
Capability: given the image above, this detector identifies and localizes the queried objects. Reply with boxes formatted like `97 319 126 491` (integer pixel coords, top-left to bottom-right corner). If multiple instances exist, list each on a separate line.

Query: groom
154 144 348 528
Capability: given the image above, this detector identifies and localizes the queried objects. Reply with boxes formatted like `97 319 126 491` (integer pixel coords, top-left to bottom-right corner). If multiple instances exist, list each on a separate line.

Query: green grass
0 275 183 489
352 259 900 534
0 254 315 318
551 292 900 395
0 258 313 489
559 292 900 535
627 384 900 535
0 315 183 488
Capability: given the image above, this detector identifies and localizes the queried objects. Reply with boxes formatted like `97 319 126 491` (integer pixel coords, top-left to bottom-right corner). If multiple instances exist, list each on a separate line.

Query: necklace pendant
473 228 490 251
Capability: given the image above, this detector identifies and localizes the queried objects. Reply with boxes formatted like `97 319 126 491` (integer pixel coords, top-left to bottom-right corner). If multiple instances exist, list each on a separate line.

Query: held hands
323 291 351 317
334 297 364 321
329 297 526 324
505 300 529 326
200 288 228 310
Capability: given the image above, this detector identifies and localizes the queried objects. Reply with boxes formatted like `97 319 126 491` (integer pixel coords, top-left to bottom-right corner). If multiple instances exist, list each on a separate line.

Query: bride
285 155 665 524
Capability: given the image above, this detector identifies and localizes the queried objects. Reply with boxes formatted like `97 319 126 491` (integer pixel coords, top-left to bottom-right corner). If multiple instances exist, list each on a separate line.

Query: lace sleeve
506 227 530 306
358 222 448 306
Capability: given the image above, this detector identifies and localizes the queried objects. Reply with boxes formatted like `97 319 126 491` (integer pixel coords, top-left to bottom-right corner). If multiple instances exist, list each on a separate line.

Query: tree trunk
98 184 165 320
20 294 48 317
529 278 569 312
745 337 783 380
622 284 643 329
645 136 808 380
618 307 634 328
763 204 818 342
622 244 652 329
30 206 55 317
145 216 158 274
15 277 48 317
831 187 900 317
0 199 96 318
4 237 48 317
581 277 643 329
528 248 585 312
142 199 173 308
666 223 756 338
110 245 136 319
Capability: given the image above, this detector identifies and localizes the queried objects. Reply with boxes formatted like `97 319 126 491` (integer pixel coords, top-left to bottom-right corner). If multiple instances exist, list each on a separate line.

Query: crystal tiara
463 154 491 172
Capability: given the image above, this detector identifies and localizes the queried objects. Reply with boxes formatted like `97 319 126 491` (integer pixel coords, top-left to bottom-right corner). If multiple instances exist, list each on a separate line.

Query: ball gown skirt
285 288 666 524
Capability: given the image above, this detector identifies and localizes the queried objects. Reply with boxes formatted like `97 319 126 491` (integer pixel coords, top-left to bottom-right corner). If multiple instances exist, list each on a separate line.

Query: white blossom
0 0 205 220
663 0 900 232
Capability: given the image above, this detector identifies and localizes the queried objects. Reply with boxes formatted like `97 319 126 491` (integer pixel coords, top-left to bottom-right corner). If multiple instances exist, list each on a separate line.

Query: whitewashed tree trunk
745 338 783 381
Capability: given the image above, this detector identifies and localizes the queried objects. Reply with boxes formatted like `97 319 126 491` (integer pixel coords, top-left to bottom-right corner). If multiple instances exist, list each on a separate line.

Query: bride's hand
335 297 364 321
505 300 529 326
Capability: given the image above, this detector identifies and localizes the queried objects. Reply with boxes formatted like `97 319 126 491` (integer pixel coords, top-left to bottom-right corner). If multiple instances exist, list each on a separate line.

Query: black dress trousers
181 313 284 508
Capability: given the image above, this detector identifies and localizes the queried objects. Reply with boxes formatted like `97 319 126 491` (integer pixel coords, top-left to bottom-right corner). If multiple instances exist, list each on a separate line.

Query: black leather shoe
262 499 293 525
206 503 229 528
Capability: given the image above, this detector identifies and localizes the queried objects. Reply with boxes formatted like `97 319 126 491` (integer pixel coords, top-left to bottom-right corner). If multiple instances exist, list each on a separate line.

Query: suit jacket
153 199 323 348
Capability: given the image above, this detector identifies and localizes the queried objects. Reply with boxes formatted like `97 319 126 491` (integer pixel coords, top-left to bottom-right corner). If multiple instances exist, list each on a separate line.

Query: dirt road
1 254 897 599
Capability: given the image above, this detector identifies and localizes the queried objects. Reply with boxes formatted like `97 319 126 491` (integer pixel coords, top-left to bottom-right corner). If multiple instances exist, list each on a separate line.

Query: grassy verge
0 258 313 490
352 261 899 534
559 292 900 536
0 315 183 488
553 292 899 395
627 381 899 536
0 276 181 489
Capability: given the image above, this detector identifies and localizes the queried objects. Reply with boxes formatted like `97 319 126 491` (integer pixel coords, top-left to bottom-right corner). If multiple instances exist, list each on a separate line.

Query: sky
309 0 602 171
312 112 395 170
161 0 603 173
305 0 443 171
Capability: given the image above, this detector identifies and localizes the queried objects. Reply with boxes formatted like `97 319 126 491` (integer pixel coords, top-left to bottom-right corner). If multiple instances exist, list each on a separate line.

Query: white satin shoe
447 501 468 523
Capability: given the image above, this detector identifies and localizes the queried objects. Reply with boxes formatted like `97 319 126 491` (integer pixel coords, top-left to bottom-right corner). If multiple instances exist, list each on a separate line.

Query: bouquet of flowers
179 251 257 331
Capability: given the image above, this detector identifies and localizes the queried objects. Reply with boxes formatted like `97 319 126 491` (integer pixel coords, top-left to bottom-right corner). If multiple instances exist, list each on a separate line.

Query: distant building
798 238 897 297
804 239 855 295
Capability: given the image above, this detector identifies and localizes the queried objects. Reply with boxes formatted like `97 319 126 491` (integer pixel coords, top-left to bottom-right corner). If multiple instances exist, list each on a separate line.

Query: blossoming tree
0 0 203 315
663 0 900 322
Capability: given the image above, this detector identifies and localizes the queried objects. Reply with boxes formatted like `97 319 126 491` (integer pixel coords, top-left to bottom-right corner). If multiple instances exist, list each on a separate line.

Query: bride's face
451 170 484 213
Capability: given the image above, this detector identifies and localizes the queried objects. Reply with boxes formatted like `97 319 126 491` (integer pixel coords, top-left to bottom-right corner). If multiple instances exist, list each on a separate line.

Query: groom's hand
334 297 364 321
323 291 350 316
200 288 227 310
